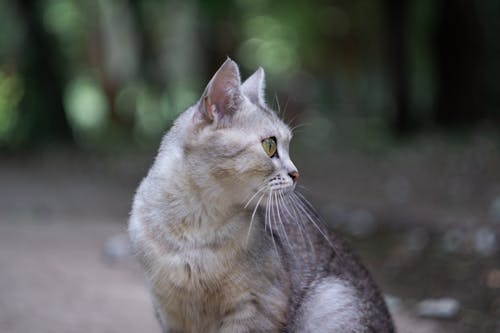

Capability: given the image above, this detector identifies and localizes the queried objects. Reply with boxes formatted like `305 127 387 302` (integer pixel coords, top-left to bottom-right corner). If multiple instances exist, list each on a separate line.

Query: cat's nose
288 171 300 183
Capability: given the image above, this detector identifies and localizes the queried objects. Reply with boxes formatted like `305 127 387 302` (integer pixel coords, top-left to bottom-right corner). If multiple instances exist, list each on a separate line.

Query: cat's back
274 204 394 333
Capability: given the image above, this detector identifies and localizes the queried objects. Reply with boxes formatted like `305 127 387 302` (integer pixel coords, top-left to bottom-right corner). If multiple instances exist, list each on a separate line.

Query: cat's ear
199 58 243 124
242 67 266 106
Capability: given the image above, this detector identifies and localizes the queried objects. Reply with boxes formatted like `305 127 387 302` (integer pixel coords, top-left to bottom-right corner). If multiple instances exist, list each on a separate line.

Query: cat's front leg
152 298 184 333
219 296 283 333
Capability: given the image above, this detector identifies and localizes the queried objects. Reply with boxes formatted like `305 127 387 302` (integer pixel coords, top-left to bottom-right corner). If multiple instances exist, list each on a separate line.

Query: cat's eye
262 137 277 158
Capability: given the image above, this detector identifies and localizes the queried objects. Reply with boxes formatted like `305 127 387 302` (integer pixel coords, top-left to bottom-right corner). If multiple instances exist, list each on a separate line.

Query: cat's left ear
199 58 244 125
242 67 266 107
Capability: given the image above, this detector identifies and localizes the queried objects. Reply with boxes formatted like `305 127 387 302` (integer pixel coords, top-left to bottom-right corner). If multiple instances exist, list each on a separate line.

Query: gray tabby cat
129 58 394 333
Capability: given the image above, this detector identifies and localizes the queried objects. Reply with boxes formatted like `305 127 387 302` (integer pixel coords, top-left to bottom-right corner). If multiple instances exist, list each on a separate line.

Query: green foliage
0 0 498 151
0 71 24 143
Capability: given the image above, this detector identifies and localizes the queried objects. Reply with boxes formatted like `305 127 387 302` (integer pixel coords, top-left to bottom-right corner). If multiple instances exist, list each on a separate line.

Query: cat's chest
148 239 239 292
153 255 288 333
149 245 273 332
151 212 263 283
133 208 289 329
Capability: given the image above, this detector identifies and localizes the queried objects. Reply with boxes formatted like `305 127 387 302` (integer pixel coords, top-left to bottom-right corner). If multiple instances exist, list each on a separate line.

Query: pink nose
288 171 300 183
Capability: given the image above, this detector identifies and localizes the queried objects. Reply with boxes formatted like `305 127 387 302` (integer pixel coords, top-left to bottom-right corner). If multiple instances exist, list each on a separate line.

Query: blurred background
0 0 499 332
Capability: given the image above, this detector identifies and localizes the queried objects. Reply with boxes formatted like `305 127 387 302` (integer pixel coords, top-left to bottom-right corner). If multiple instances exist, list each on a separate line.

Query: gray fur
129 58 394 333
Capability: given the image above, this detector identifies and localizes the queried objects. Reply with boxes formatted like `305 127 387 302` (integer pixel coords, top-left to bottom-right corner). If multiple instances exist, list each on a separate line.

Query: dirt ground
0 221 157 333
0 220 445 333
0 141 498 332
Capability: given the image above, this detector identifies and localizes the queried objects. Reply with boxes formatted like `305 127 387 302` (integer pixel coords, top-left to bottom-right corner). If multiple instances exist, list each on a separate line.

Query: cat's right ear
198 58 243 125
242 67 266 107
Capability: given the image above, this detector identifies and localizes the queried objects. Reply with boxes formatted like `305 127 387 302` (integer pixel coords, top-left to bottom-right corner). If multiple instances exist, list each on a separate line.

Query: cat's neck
146 157 253 247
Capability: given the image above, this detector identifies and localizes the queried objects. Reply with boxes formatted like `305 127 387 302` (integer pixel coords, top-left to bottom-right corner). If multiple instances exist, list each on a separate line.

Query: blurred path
0 219 445 333
0 152 158 332
0 220 158 333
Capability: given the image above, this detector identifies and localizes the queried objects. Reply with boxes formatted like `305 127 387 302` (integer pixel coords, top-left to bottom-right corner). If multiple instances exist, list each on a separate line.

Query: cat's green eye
262 137 277 157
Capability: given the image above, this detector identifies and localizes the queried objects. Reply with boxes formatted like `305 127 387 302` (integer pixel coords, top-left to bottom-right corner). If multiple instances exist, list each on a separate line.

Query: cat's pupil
262 137 277 158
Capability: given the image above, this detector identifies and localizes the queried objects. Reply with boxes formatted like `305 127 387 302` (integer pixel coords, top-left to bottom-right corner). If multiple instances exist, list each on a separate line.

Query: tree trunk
383 0 413 135
15 0 73 147
433 0 485 127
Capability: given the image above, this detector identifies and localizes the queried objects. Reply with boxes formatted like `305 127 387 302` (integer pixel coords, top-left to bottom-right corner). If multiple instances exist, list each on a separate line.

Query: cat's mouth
244 180 295 211
268 175 296 192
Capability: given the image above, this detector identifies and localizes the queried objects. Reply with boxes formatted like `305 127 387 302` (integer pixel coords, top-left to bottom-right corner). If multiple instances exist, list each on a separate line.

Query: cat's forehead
241 104 291 140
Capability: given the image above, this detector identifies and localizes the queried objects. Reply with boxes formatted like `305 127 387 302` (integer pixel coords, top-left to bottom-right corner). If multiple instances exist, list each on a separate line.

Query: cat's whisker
282 97 290 120
268 191 279 258
244 184 268 209
296 184 312 193
291 192 333 249
264 191 269 232
294 191 326 221
294 191 315 208
284 193 316 258
286 113 301 130
246 192 266 246
277 190 294 220
290 122 311 134
275 191 292 251
274 93 281 115
279 191 303 241
293 192 348 263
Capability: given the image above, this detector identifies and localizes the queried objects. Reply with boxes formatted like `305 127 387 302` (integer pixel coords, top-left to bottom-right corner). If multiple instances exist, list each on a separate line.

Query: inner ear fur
199 58 244 124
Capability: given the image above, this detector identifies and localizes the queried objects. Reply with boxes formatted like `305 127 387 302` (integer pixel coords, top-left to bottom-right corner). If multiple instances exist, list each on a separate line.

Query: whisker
290 122 311 134
291 192 333 249
268 191 279 257
264 191 270 232
292 195 331 248
282 97 290 120
279 192 301 234
278 191 296 222
285 193 316 258
286 113 301 129
274 93 281 116
244 184 268 209
294 191 322 217
275 191 292 250
246 192 266 246
296 184 312 193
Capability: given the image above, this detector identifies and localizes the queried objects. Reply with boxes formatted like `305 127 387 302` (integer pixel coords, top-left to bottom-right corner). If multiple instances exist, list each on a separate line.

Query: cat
128 58 394 333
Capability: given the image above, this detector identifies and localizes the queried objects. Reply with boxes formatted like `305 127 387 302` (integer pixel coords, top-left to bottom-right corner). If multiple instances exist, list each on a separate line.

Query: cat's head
171 58 299 209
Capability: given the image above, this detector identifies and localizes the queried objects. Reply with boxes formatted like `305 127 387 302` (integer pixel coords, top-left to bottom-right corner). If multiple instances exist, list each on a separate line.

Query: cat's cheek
211 167 239 182
211 163 272 185
241 160 275 180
